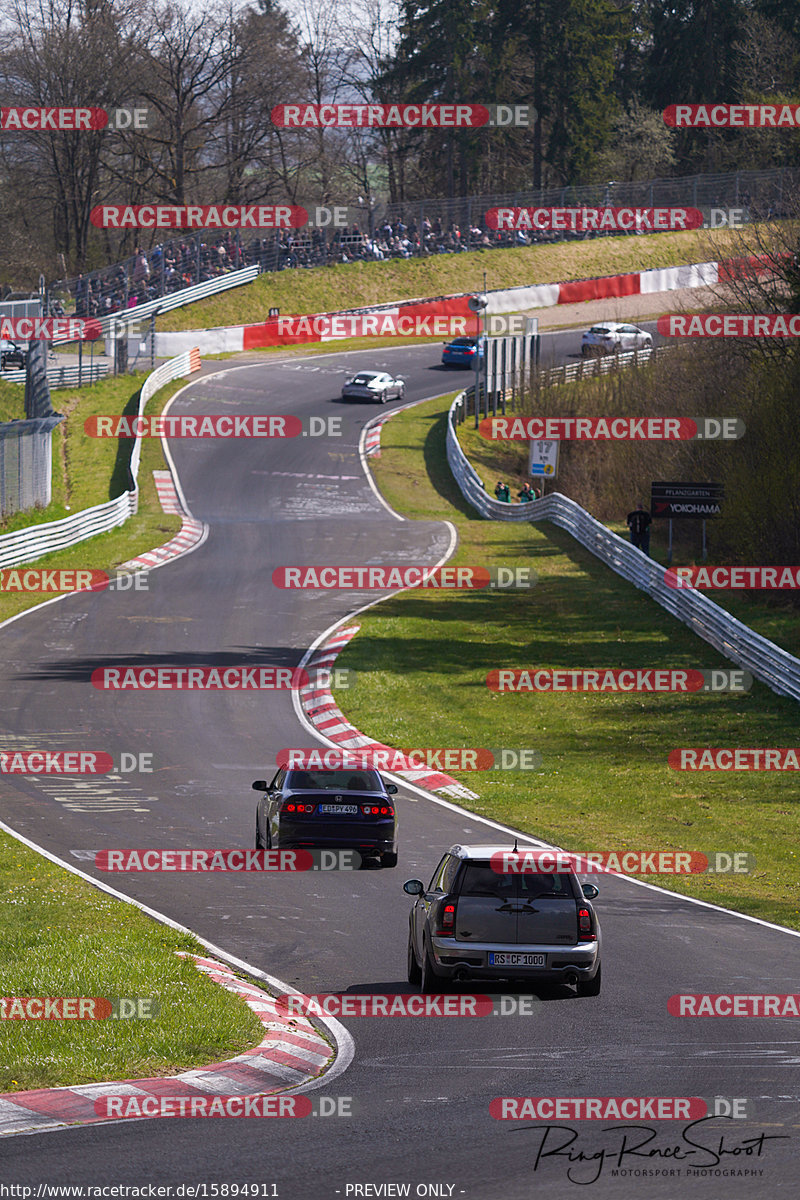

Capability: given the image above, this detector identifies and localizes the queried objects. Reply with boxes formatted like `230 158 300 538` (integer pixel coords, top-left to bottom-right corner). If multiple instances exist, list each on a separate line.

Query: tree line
0 0 799 281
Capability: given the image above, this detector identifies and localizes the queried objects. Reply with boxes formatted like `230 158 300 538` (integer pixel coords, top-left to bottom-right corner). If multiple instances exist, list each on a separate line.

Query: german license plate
489 953 546 966
318 804 358 815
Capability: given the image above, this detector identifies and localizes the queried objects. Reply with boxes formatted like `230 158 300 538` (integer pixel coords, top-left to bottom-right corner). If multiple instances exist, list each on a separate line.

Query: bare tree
0 0 147 270
137 1 232 205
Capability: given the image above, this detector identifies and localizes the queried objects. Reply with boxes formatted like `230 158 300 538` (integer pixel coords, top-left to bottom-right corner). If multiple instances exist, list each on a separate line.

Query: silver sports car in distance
341 371 405 403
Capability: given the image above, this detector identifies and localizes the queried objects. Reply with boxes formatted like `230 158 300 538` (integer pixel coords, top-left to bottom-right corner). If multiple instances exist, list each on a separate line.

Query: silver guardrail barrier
0 348 200 570
91 265 260 337
1 363 110 388
447 390 800 702
539 345 668 386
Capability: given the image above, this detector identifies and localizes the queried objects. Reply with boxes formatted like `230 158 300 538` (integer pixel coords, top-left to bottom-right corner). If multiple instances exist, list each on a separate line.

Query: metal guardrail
539 346 668 386
128 347 199 485
446 390 800 702
455 346 669 424
1 363 110 388
0 348 200 570
0 491 136 569
92 265 260 337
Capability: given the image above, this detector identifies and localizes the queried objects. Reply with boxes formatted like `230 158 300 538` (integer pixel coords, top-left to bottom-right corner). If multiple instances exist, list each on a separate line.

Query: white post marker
528 438 558 496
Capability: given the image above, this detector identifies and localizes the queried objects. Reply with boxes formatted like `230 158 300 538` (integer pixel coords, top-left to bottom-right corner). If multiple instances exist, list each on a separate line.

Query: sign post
528 440 559 495
651 482 724 564
469 294 487 427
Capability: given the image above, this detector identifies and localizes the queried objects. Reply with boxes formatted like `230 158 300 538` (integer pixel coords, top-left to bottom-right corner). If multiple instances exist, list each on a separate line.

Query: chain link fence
45 167 795 322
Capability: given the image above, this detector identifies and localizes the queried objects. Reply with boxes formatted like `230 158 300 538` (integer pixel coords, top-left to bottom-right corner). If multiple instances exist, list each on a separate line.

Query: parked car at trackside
581 322 652 357
341 371 405 403
404 843 601 994
253 767 399 867
0 341 27 371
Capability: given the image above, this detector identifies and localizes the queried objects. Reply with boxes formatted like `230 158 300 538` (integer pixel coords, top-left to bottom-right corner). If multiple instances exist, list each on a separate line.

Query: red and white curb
120 470 206 572
0 954 333 1137
155 252 770 358
299 626 479 801
364 421 385 458
363 393 432 461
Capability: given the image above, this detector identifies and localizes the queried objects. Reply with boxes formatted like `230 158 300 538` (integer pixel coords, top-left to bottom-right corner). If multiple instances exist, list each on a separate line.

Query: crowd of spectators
67 234 249 319
50 190 771 320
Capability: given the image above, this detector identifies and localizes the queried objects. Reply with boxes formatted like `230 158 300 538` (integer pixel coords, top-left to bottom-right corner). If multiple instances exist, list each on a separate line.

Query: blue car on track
441 336 486 368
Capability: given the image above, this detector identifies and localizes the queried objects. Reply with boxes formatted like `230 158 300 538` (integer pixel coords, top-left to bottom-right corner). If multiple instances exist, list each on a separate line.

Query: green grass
0 372 186 623
158 227 738 331
0 363 285 1093
456 409 800 661
335 393 800 930
0 379 25 422
0 831 270 1092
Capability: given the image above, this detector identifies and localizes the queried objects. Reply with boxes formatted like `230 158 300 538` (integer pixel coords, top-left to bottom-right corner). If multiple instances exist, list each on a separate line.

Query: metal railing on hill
46 166 795 323
446 389 800 702
1 363 109 388
0 348 200 570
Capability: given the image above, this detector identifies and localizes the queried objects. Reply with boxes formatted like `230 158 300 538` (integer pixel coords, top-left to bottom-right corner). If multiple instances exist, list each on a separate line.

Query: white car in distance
581 322 653 357
341 370 405 403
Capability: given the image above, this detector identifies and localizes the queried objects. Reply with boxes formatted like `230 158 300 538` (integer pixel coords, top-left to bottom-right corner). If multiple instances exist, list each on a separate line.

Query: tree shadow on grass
108 385 144 499
421 409 486 520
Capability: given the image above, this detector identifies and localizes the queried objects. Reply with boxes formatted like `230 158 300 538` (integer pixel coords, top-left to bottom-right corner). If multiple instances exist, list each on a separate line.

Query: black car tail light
361 804 395 816
283 802 315 814
578 907 596 942
435 898 457 936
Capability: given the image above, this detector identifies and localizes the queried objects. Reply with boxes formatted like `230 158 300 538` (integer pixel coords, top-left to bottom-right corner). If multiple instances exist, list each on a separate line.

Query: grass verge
0 363 277 1092
0 371 187 623
335 392 800 930
456 407 800 660
0 831 267 1091
158 227 738 331
0 379 24 422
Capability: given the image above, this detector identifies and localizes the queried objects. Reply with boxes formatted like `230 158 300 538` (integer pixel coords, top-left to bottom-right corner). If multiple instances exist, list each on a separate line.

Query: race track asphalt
2 331 798 1198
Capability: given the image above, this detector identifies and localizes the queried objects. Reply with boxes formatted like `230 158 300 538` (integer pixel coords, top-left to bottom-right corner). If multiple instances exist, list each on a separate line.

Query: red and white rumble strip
298 626 479 802
120 471 205 574
0 956 332 1137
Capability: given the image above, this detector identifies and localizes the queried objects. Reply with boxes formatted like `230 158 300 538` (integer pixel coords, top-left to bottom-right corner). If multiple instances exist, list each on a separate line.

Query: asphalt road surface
1 333 798 1197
